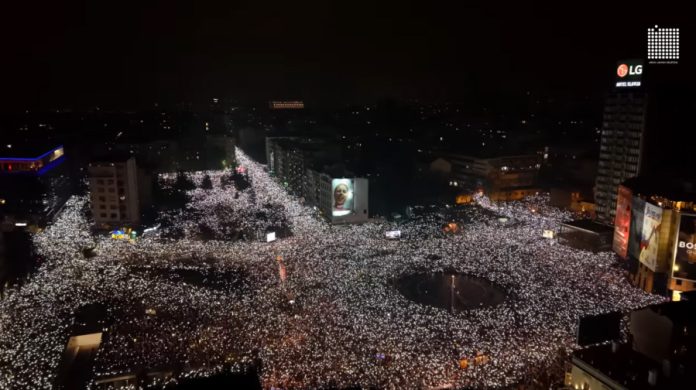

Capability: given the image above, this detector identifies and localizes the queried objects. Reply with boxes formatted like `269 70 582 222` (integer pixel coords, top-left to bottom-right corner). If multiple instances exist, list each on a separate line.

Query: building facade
0 145 71 231
594 59 648 225
611 177 696 299
266 137 341 195
266 137 369 224
88 157 141 229
430 153 541 202
594 91 647 224
310 173 369 224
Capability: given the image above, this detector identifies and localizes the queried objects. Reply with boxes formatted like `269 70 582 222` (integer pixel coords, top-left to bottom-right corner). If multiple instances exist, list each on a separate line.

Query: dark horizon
1 2 693 112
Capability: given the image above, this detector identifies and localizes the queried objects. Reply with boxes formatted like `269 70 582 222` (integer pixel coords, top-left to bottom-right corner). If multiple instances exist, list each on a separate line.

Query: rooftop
573 343 667 390
572 300 696 390
623 176 696 203
439 151 539 161
0 144 64 161
561 219 614 235
637 299 696 324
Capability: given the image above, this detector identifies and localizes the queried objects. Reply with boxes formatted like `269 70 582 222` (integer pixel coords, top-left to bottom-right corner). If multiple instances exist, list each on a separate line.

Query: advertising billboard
672 213 696 282
332 178 354 217
628 197 645 260
615 59 643 88
612 185 632 258
639 203 662 271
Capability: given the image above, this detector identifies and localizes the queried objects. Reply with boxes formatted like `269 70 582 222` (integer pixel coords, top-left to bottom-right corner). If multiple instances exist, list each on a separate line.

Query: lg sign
615 60 643 88
617 63 642 78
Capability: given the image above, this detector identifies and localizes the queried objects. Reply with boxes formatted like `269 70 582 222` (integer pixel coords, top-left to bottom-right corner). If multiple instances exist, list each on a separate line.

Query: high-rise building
88 157 141 229
594 59 647 225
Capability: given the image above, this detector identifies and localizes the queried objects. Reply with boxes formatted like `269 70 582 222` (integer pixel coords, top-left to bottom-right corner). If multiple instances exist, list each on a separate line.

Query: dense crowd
0 148 664 390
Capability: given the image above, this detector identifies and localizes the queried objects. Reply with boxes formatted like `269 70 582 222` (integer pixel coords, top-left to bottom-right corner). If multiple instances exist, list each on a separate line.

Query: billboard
628 197 645 260
639 203 662 271
612 185 632 258
332 178 354 217
266 232 277 243
615 59 643 88
673 213 696 282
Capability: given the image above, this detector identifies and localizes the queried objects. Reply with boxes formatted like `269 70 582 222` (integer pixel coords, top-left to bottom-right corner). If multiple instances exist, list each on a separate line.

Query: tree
220 173 230 189
201 174 213 190
174 170 195 192
232 172 251 191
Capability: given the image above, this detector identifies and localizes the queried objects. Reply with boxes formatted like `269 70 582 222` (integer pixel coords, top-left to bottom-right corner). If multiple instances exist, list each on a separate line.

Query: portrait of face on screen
332 179 354 217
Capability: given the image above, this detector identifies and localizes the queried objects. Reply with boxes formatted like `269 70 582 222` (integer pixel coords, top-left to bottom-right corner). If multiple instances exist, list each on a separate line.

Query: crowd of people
0 148 665 390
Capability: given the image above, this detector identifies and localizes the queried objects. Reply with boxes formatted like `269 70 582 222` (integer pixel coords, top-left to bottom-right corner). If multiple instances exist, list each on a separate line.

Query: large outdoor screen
628 197 645 260
673 213 696 282
639 203 662 271
612 185 632 258
332 178 354 217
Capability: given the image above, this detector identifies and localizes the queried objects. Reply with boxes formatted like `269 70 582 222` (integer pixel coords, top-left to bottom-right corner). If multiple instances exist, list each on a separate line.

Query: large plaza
0 148 664 389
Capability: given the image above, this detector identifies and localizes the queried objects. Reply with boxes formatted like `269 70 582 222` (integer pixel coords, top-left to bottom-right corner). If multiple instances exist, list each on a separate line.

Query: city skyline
2 3 696 389
1 2 692 111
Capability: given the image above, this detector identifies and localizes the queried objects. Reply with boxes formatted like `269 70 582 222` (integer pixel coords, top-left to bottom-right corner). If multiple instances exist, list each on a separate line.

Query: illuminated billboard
612 185 632 258
673 213 696 282
628 197 645 260
639 203 662 271
615 59 643 88
332 178 354 217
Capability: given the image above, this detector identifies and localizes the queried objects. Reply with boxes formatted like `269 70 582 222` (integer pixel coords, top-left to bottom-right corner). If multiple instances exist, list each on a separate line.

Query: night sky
1 1 692 111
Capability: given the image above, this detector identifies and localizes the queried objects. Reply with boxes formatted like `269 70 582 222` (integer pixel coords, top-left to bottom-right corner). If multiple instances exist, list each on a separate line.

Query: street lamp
450 274 455 314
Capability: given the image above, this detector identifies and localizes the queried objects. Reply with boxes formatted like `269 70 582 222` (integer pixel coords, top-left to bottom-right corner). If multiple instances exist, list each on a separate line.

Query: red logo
617 64 628 78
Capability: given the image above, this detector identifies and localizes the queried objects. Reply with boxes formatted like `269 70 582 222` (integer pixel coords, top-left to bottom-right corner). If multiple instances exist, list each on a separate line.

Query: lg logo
617 64 643 78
